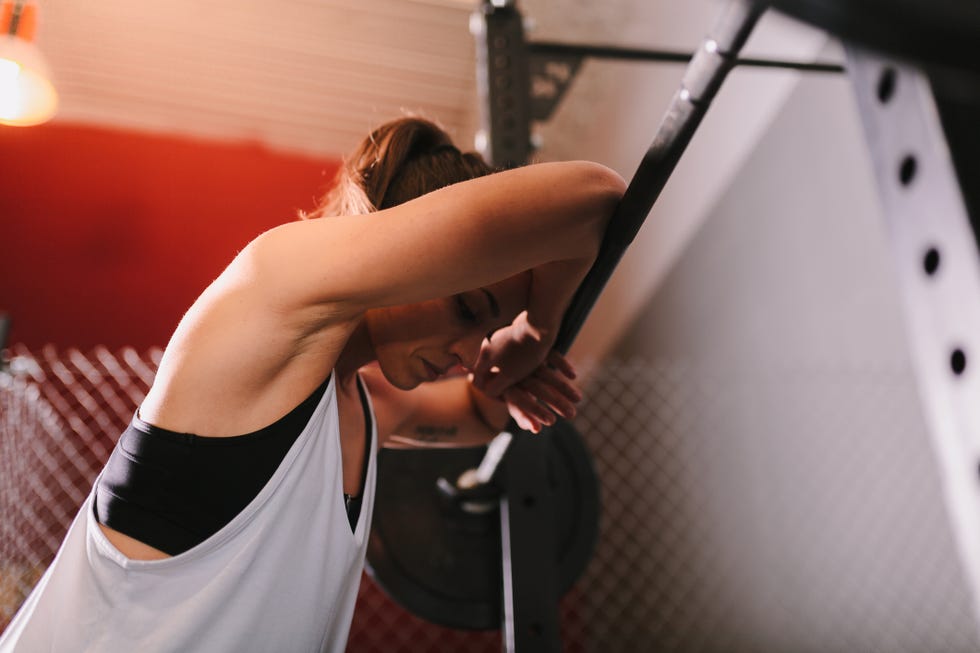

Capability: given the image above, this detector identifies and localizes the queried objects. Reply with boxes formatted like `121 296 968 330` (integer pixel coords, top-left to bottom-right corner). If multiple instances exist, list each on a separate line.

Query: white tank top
0 373 376 653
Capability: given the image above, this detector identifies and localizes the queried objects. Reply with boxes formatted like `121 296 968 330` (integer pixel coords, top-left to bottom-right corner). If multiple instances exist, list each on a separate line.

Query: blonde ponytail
305 117 496 219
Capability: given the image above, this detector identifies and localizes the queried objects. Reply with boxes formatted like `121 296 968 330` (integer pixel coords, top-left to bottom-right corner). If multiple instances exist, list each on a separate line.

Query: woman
0 117 625 652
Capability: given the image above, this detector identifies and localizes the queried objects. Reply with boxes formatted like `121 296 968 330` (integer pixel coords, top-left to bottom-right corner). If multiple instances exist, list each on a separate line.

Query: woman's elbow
570 160 626 217
562 161 626 237
590 161 628 197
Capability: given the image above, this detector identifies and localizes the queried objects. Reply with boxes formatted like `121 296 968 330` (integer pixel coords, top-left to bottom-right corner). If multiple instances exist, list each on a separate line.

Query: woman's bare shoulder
139 258 355 437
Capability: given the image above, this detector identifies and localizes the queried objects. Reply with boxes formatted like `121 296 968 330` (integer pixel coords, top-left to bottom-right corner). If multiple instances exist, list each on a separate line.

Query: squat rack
375 1 980 651
480 0 980 650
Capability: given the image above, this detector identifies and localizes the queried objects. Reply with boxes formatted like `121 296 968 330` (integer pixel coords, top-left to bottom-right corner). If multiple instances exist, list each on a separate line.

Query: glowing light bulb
0 57 19 77
0 34 58 125
0 57 24 121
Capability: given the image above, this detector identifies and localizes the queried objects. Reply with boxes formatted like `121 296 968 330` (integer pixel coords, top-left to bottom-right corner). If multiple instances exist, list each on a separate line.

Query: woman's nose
453 331 485 371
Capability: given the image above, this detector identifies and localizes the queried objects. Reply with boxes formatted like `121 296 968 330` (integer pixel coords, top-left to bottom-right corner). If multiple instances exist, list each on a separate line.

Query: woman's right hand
471 310 553 395
498 350 582 433
471 317 581 433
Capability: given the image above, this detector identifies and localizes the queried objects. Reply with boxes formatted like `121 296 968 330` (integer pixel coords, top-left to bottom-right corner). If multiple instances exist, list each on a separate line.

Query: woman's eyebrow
480 288 500 318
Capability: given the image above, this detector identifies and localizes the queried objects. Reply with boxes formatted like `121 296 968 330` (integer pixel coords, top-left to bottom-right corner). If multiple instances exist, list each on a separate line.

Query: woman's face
365 273 529 389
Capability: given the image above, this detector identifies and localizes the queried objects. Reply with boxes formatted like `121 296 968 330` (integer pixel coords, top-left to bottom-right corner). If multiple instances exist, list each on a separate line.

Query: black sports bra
94 375 373 556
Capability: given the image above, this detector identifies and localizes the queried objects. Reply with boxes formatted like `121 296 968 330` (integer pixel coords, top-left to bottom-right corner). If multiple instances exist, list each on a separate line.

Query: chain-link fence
575 359 980 652
0 345 161 634
2 347 979 651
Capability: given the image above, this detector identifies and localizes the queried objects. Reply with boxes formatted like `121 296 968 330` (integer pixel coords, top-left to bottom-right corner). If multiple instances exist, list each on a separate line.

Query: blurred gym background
3 0 978 650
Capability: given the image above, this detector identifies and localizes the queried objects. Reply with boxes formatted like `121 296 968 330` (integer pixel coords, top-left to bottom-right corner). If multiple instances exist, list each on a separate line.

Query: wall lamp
0 0 57 126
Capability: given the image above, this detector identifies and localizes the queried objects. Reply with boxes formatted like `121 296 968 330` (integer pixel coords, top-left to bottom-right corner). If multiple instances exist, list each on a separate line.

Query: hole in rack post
899 155 918 186
877 67 897 103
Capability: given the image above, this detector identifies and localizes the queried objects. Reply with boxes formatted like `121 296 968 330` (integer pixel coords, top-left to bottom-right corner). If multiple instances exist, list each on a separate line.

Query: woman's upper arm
246 160 625 313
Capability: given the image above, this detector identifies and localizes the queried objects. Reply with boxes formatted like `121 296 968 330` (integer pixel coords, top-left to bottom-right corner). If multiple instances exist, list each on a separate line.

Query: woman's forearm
524 256 596 347
468 380 512 433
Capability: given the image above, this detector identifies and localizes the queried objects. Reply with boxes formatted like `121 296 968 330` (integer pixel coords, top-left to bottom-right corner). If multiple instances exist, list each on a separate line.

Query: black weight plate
767 0 980 73
365 420 600 630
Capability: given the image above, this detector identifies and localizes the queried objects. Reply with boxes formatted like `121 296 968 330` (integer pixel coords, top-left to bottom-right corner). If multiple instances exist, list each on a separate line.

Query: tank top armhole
343 374 374 532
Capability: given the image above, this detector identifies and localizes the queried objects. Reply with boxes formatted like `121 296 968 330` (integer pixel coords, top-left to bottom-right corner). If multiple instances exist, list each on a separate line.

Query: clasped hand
470 311 581 433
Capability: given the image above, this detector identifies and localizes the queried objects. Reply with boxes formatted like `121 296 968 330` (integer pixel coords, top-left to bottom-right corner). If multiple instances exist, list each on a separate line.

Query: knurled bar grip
554 0 769 354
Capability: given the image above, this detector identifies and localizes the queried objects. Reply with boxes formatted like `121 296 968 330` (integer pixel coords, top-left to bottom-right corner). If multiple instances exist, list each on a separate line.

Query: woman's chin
379 364 421 391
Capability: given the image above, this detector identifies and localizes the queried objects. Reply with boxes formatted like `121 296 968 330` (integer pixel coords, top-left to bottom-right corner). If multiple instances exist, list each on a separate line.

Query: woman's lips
422 359 442 382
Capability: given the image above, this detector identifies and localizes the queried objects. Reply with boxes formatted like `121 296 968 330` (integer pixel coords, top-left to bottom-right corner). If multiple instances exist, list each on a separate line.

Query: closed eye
455 294 478 324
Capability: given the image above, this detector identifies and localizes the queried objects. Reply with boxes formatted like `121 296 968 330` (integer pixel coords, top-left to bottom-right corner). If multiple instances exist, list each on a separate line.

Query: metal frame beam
473 0 843 166
846 48 980 631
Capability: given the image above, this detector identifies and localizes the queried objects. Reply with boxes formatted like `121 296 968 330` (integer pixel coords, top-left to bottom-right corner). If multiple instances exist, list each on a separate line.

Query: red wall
0 123 340 349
